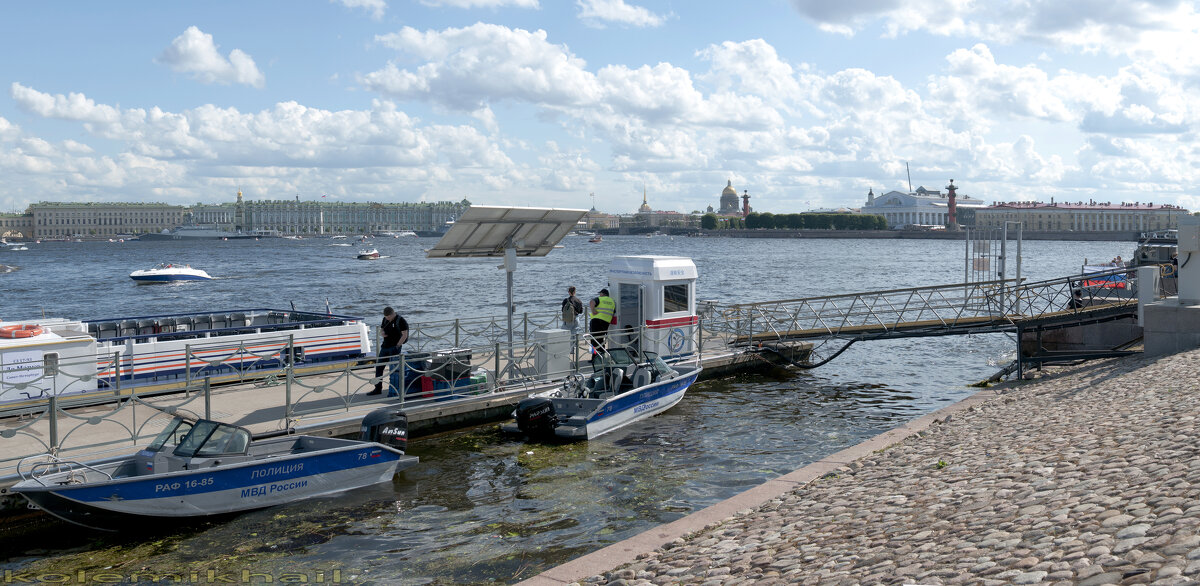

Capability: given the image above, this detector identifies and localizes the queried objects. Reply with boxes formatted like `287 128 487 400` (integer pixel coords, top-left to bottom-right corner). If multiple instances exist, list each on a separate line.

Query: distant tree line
701 212 888 230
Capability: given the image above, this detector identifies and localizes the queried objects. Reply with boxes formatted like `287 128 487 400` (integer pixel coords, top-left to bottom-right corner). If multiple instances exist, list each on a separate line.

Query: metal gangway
704 267 1147 368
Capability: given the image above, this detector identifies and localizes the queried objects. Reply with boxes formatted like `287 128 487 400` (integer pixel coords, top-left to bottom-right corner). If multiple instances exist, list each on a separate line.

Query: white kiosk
605 255 699 360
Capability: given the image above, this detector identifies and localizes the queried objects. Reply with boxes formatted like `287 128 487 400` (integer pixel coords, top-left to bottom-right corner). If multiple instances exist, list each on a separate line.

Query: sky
3 0 1200 216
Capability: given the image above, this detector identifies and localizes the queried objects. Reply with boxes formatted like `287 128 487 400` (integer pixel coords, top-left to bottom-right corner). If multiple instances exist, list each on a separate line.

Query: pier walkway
714 268 1144 366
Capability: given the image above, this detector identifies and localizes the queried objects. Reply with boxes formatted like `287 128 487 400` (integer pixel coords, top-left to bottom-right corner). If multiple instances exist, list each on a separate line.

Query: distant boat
357 249 380 260
138 225 280 241
377 230 417 238
589 234 603 243
129 263 213 283
330 235 347 240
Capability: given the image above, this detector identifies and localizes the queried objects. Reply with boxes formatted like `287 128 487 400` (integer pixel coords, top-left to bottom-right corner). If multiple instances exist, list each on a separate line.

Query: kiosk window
664 284 689 313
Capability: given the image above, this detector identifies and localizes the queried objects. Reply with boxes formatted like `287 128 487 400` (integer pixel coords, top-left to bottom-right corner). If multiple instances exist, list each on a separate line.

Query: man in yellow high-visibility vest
588 288 616 351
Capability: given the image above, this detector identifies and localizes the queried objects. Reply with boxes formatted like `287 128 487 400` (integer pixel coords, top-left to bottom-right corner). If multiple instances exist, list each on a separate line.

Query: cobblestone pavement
578 349 1200 585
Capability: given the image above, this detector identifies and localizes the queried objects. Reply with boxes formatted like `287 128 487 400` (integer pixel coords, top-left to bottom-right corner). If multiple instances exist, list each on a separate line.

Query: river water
0 235 1129 583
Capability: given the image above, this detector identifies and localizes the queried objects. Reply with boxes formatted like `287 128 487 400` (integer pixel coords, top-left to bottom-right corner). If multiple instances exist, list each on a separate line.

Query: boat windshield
642 352 678 378
146 418 193 453
172 420 252 458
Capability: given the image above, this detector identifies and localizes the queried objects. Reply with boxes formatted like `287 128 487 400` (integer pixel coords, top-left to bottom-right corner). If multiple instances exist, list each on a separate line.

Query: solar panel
426 206 588 258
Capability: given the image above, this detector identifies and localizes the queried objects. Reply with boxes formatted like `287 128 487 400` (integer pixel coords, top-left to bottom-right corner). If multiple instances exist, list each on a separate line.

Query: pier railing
0 323 699 480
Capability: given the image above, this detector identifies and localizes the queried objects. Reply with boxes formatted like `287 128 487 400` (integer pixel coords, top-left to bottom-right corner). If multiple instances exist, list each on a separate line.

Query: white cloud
157 26 265 88
789 0 1200 76
368 24 601 110
576 0 669 28
419 0 539 8
332 0 387 20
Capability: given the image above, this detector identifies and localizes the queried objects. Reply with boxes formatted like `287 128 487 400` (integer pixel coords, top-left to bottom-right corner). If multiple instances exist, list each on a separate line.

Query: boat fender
360 407 409 453
0 324 44 338
515 397 557 437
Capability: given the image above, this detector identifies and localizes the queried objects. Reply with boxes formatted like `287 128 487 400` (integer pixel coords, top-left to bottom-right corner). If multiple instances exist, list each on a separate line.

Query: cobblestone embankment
531 349 1200 585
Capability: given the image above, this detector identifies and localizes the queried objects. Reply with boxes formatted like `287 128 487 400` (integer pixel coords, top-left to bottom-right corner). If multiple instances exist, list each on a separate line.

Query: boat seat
226 431 249 454
211 315 229 330
158 317 177 333
119 320 139 337
630 367 652 389
96 322 118 339
193 315 212 330
137 319 156 335
230 313 247 327
87 322 101 338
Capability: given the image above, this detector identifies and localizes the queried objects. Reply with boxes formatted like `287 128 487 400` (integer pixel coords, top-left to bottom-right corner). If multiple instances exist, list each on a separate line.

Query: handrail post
48 395 59 455
454 318 460 348
285 334 294 426
494 342 502 386
204 376 212 420
112 351 121 396
398 353 407 406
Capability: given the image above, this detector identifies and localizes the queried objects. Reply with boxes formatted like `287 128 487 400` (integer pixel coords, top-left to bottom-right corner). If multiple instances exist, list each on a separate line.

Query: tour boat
0 308 372 406
588 234 602 243
10 412 417 531
357 249 380 260
503 348 701 441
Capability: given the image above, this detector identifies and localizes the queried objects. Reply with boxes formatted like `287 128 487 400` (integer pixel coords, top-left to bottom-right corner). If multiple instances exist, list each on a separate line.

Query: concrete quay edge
519 388 1001 586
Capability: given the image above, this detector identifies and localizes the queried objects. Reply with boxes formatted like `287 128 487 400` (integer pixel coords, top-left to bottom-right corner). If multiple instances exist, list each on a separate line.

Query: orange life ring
0 324 44 338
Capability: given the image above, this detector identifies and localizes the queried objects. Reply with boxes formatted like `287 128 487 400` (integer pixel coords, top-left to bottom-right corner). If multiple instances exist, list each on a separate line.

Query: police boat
503 348 702 441
10 408 416 531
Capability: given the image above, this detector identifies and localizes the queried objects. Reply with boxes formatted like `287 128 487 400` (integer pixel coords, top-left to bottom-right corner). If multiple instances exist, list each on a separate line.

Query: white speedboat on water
357 249 380 260
11 411 417 531
130 263 212 283
503 348 701 441
130 263 213 283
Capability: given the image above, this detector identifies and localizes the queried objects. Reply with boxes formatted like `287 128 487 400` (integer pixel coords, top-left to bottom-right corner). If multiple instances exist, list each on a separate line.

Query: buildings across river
0 192 468 240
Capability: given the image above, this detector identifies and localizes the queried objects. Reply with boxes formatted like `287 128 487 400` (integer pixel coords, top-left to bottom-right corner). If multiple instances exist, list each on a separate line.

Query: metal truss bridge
704 267 1145 369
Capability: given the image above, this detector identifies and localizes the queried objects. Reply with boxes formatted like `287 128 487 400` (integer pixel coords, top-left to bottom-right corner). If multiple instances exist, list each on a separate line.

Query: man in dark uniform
368 306 409 396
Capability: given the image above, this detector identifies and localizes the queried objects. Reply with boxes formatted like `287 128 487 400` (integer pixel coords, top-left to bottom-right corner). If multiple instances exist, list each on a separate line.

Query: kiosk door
613 283 643 351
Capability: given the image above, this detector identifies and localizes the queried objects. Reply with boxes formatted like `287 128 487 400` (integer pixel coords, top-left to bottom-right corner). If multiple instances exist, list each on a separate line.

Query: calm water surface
0 235 1129 584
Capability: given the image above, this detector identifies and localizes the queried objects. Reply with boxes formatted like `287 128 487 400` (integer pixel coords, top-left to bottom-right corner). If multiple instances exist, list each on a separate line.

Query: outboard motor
360 407 408 453
515 397 557 437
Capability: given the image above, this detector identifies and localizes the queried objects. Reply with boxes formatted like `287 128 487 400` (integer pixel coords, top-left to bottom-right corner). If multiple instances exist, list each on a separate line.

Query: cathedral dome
719 180 739 214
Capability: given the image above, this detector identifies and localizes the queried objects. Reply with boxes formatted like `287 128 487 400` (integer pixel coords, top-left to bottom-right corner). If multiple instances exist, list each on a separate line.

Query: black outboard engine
515 397 557 437
360 407 408 453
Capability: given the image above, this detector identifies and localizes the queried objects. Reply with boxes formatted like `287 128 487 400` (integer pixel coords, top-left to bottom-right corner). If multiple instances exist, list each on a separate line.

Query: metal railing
3 268 1164 479
0 323 702 479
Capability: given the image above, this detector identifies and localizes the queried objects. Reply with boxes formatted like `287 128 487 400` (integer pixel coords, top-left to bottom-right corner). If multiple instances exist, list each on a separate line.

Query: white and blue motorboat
130 263 213 283
11 410 417 531
504 348 701 441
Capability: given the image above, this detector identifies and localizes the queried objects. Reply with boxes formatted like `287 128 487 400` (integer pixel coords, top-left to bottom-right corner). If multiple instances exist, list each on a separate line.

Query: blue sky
3 0 1200 215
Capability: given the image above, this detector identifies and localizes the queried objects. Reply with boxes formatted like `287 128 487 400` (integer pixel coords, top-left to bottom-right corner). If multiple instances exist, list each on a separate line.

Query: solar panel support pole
504 245 517 360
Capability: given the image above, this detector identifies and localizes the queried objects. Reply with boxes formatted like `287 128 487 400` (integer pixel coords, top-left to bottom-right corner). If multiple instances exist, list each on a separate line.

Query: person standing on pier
368 306 409 397
561 286 584 334
588 288 616 353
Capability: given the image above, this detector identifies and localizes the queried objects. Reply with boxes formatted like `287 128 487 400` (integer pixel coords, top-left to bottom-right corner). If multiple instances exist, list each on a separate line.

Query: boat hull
13 442 415 531
130 274 212 282
506 365 701 441
569 366 699 440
